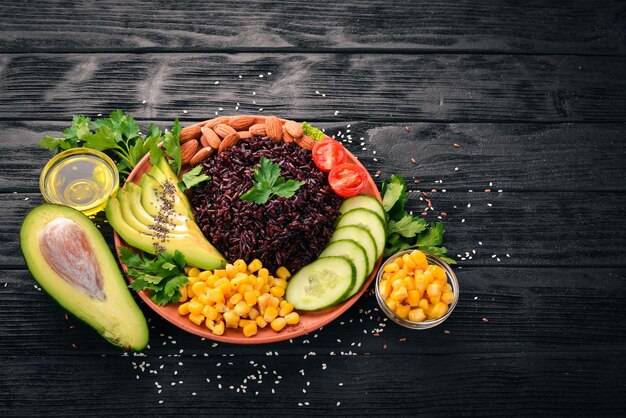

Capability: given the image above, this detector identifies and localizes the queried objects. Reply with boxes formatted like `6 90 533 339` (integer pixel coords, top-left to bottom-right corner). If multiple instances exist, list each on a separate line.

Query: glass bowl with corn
375 250 459 329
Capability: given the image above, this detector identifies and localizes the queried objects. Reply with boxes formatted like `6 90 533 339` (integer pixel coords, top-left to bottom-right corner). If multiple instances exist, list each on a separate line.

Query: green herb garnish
178 166 211 192
301 121 325 141
382 174 456 264
240 156 304 204
120 247 189 306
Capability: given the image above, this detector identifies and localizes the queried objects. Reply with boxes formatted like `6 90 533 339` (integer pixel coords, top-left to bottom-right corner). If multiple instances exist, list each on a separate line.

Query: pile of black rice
191 136 343 272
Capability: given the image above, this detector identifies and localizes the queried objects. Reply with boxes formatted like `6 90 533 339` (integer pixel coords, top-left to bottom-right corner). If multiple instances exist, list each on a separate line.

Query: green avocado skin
20 204 149 351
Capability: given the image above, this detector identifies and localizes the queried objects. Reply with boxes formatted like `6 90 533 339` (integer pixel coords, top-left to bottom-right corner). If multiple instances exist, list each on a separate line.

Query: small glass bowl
375 250 459 329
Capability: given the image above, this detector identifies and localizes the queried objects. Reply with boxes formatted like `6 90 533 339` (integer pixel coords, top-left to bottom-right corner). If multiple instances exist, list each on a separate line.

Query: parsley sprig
382 174 456 264
178 166 211 192
240 157 304 204
120 247 189 306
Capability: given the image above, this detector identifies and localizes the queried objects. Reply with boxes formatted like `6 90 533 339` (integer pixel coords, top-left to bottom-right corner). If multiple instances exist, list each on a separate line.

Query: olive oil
40 149 119 216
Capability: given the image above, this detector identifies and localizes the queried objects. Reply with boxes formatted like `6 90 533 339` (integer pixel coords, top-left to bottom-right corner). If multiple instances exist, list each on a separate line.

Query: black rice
191 136 343 272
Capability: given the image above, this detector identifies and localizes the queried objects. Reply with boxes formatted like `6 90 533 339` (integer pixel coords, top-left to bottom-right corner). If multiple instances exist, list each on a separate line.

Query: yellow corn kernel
284 312 300 325
409 250 428 270
271 317 287 332
178 302 190 315
214 302 228 313
202 304 219 321
382 272 393 281
212 320 225 335
178 285 188 303
199 270 212 280
260 284 271 294
197 293 209 305
257 268 269 280
207 287 225 305
270 286 285 298
384 263 399 274
390 287 408 302
234 301 251 317
257 293 271 309
428 264 447 281
244 291 257 305
395 257 404 268
255 316 268 328
242 322 258 337
263 305 279 323
407 289 421 307
223 311 240 328
385 297 399 311
191 281 206 296
253 276 266 291
392 271 407 282
233 259 247 273
402 277 416 291
423 270 434 282
186 283 196 299
395 304 411 319
402 254 416 270
378 279 392 299
229 293 243 305
442 283 452 293
279 302 294 317
188 313 205 326
218 282 232 299
248 307 260 320
430 302 448 319
275 266 291 280
225 263 237 278
205 275 218 288
441 291 455 305
188 300 204 315
427 283 441 304
238 283 254 295
188 267 201 278
248 259 262 273
408 308 427 322
271 278 288 289
213 277 229 288
214 269 227 278
418 298 430 311
238 319 255 328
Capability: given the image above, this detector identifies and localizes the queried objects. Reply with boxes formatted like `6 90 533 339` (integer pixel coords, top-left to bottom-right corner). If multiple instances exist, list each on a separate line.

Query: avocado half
20 204 149 350
106 155 227 271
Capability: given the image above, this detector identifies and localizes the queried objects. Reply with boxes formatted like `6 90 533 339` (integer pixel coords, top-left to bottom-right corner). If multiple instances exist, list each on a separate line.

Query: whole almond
179 124 203 143
203 116 230 129
201 126 222 149
218 132 240 154
265 116 282 142
295 135 315 150
228 115 256 131
238 131 253 139
282 127 294 143
181 140 199 165
214 123 237 139
249 123 266 137
284 120 303 139
189 147 215 166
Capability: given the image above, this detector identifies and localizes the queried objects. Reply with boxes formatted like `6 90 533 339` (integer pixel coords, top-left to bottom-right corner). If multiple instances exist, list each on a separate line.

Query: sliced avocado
122 185 188 234
150 157 193 215
20 204 149 350
140 174 191 219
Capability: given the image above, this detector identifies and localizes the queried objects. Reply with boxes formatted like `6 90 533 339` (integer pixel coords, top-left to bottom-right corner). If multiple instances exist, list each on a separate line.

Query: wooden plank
1 53 625 122
0 1 624 54
2 191 625 268
3 120 625 193
0 352 624 416
1 267 625 356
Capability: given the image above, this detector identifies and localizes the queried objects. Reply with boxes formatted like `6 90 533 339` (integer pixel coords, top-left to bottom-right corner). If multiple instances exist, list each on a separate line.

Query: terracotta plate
113 120 382 344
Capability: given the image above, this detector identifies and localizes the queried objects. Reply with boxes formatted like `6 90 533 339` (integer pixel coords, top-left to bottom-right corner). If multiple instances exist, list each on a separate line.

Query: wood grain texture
0 0 624 54
1 53 625 122
1 268 625 356
3 191 626 268
4 120 625 193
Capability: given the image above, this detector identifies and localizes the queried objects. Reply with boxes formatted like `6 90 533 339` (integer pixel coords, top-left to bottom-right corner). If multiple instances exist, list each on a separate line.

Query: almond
218 132 240 154
249 123 266 137
189 147 215 166
228 115 256 131
179 124 203 143
204 116 230 129
201 126 222 149
282 126 294 143
214 123 237 139
265 116 282 142
284 120 303 139
238 131 253 139
295 135 315 150
181 140 199 165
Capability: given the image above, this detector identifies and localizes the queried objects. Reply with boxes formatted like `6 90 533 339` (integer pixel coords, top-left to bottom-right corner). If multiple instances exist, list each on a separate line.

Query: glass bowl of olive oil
40 148 119 216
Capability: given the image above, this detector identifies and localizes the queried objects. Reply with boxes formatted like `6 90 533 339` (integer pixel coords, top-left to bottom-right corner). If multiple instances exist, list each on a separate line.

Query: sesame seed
215 81 219 85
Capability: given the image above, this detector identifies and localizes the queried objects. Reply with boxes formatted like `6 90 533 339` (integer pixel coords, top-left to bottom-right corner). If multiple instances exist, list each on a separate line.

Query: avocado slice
20 204 149 350
150 157 193 216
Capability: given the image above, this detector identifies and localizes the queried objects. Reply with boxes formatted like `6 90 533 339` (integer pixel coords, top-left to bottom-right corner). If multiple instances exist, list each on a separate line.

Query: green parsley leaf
163 119 182 176
301 122 325 141
388 215 427 238
381 174 407 218
240 157 304 204
414 222 444 247
178 166 211 192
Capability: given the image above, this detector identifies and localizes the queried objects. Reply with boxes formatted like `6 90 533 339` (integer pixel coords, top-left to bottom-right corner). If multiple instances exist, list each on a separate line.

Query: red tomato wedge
312 139 347 172
328 163 368 198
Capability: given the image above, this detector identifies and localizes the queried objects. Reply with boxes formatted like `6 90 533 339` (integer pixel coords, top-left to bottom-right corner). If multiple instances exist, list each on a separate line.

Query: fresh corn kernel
214 269 228 279
178 285 188 303
225 263 237 278
199 270 212 280
430 302 448 319
248 259 262 273
205 275 218 287
395 257 404 268
272 278 288 289
427 283 441 304
238 283 254 295
188 313 204 326
202 305 219 321
402 254 416 269
229 293 243 305
261 284 271 294
428 264 447 281
254 276 266 291
244 291 258 305
263 306 279 323
186 283 195 299
255 316 268 328
409 250 428 269
223 311 240 328
271 317 287 332
418 298 429 311
392 271 406 281
233 259 247 273
385 297 399 311
270 286 285 298
188 267 201 278
188 301 204 315
275 266 291 280
248 307 260 320
234 301 251 317
382 272 393 281
284 312 300 325
384 263 399 274
214 302 228 313
379 279 392 299
212 320 225 335
208 287 225 305
407 290 421 307
178 302 190 315
441 291 455 305
197 293 209 305
395 304 411 319
257 268 269 280
257 293 271 309
238 319 255 328
242 322 258 337
279 302 294 317
408 308 427 322
391 279 404 291
442 283 452 293
402 277 416 291
191 281 206 296
390 287 408 302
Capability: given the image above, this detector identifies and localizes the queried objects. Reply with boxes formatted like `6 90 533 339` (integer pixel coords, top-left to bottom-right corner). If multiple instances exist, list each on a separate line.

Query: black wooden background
1 1 625 416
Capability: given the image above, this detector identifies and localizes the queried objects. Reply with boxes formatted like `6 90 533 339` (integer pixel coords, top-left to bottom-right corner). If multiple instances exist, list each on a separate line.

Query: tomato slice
328 163 368 198
312 139 347 172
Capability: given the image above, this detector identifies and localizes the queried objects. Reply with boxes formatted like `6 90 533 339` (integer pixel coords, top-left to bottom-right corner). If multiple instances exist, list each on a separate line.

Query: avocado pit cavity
39 217 106 300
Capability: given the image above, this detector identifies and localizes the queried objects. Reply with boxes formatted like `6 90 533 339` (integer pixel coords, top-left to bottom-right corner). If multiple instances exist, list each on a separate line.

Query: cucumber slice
335 208 386 259
339 194 385 220
285 257 356 311
330 225 377 275
319 240 368 299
